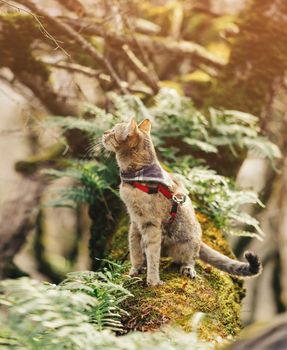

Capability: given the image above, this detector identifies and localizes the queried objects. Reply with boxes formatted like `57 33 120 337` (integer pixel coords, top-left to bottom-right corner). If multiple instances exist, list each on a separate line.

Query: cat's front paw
129 266 146 277
180 265 197 279
146 278 165 287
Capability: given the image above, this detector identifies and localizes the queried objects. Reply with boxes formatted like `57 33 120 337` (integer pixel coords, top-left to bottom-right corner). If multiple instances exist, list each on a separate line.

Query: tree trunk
107 212 244 337
0 176 44 279
207 0 287 321
209 0 287 118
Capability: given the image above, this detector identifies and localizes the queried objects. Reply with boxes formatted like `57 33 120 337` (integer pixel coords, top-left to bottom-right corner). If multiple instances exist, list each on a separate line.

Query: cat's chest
119 183 168 219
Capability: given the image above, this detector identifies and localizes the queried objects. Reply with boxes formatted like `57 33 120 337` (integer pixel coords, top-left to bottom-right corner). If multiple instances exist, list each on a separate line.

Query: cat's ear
138 119 151 133
125 118 139 146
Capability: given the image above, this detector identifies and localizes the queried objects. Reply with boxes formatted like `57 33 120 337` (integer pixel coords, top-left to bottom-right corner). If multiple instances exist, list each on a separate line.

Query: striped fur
102 119 262 286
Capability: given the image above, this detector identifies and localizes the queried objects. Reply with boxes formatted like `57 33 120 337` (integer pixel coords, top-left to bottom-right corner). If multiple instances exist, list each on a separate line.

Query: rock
107 212 244 340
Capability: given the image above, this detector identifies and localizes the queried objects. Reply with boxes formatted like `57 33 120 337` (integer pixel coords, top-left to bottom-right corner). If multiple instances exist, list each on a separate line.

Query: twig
119 1 159 85
14 0 129 93
122 44 159 93
169 2 183 39
0 0 69 57
43 61 101 78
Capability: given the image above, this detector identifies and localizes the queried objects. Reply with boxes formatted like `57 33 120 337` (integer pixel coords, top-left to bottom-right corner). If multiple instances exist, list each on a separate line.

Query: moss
108 212 244 339
105 215 129 261
197 213 234 258
123 263 242 339
15 143 66 174
88 193 124 270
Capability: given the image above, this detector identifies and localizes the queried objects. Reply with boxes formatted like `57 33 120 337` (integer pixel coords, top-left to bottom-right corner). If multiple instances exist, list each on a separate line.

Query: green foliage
174 167 264 240
44 160 119 208
44 89 277 238
45 89 281 161
107 89 280 160
44 105 116 137
150 90 280 160
58 262 134 331
0 269 215 350
46 160 265 239
0 264 131 348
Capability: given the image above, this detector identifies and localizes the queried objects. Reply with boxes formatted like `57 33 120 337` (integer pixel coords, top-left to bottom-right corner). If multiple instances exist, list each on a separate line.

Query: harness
130 181 186 225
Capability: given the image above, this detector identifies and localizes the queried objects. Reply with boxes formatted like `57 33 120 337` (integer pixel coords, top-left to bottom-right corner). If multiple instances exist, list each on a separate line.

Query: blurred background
0 0 286 328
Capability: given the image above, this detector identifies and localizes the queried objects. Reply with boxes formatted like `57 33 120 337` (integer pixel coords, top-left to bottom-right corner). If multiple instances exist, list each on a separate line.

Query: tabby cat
102 118 262 286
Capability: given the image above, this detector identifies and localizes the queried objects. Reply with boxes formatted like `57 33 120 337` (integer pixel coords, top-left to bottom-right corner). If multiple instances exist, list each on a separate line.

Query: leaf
223 110 258 126
183 138 218 153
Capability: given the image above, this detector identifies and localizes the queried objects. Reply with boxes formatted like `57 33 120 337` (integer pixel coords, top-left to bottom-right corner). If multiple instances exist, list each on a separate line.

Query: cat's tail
199 242 262 277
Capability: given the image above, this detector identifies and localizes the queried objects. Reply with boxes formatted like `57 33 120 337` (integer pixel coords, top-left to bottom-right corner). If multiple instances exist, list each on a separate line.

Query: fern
0 263 136 349
46 89 281 161
0 278 102 349
44 160 119 207
174 167 265 240
183 138 218 153
0 274 215 350
45 116 100 133
149 89 280 159
43 89 280 238
58 269 133 332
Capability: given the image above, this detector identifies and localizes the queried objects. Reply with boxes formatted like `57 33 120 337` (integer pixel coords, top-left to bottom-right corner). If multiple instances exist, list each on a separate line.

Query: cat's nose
103 131 109 135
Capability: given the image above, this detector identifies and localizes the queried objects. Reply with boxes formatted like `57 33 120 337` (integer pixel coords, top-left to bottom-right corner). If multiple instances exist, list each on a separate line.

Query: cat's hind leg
179 263 197 279
168 239 200 279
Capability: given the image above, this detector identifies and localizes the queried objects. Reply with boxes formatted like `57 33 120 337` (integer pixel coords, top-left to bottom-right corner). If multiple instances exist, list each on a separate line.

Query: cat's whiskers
82 137 104 159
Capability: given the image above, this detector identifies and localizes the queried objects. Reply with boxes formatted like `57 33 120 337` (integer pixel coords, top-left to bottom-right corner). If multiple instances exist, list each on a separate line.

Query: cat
102 118 262 286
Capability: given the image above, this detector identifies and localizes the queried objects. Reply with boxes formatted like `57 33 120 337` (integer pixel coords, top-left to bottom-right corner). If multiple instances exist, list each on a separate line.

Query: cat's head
102 119 156 170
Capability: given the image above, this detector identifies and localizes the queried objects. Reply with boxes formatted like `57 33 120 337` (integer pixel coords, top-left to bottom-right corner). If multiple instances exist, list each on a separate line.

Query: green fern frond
45 89 281 162
0 264 137 348
174 167 265 238
222 109 258 126
44 161 119 208
0 269 215 350
183 138 218 153
45 116 99 133
242 137 282 160
42 89 279 238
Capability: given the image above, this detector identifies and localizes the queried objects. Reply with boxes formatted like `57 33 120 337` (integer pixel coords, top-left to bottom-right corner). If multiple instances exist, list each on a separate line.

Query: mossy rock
108 212 244 340
105 214 130 261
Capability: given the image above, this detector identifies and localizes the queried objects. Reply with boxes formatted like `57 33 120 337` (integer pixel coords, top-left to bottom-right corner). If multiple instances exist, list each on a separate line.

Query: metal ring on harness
172 193 186 204
129 181 187 226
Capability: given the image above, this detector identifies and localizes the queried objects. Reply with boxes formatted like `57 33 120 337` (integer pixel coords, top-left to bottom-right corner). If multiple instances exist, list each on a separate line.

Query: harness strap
133 182 150 193
169 201 178 224
132 181 184 224
158 183 173 200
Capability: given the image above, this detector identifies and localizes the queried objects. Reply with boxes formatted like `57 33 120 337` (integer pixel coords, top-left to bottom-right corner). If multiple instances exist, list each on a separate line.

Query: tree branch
121 44 159 93
15 0 129 93
43 61 101 78
63 17 225 69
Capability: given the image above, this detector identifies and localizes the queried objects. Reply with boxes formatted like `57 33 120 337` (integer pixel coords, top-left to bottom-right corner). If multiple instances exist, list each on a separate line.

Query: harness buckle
172 193 186 204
